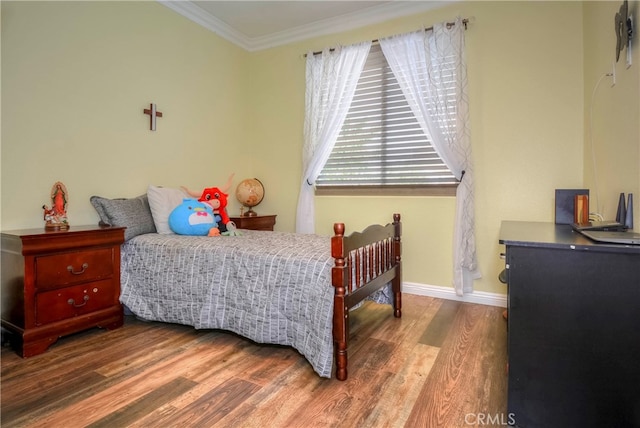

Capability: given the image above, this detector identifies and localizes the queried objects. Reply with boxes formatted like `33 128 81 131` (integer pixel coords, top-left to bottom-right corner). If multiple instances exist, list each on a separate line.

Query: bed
90 192 401 380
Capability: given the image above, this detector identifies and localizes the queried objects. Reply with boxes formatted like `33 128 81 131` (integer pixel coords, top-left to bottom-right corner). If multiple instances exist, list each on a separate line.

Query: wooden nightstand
230 215 277 231
1 225 125 357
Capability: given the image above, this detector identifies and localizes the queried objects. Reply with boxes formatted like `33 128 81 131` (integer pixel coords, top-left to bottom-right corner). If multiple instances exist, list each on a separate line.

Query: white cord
589 212 604 222
588 72 612 219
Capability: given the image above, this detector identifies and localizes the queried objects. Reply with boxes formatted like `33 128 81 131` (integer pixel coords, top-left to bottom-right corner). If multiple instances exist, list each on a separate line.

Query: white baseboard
402 282 507 308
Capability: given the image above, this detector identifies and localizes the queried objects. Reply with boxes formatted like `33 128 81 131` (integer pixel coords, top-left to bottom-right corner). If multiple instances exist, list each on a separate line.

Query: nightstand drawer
35 279 115 325
35 248 114 290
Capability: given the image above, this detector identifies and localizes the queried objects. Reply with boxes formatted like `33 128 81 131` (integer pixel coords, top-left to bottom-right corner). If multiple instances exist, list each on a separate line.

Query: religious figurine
43 181 69 230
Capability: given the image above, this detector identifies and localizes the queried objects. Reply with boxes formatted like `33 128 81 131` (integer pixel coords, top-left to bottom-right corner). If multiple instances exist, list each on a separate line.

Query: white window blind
316 43 457 190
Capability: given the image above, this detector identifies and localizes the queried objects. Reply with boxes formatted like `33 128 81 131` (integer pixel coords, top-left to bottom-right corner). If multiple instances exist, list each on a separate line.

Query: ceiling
159 1 450 51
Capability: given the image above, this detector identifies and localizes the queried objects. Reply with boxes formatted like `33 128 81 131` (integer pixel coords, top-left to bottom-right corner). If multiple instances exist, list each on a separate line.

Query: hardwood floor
1 295 508 427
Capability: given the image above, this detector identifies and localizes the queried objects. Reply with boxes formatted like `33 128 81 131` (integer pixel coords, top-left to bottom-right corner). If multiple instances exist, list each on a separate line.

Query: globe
235 178 264 216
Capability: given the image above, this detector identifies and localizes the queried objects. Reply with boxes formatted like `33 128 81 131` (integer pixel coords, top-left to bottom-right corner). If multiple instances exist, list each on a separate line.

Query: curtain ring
307 179 313 185
459 170 466 181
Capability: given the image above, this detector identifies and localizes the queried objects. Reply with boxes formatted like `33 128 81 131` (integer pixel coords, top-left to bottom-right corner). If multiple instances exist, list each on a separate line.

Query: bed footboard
331 213 402 380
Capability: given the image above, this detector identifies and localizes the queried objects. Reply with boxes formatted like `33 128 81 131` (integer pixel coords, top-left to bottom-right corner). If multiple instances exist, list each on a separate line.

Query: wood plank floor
1 295 508 427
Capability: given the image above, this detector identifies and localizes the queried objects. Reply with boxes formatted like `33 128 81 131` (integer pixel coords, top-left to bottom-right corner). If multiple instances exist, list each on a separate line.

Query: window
315 44 457 196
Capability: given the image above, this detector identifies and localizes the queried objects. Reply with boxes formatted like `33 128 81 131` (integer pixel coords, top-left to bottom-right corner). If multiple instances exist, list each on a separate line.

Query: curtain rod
305 18 469 57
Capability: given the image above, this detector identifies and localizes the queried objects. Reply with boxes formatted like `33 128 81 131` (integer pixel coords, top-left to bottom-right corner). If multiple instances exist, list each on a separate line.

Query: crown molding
158 1 255 50
247 1 452 51
159 1 452 52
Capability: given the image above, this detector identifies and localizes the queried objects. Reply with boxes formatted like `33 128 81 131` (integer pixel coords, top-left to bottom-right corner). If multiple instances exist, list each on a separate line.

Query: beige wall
248 1 587 294
583 1 640 223
2 1 638 297
1 1 253 227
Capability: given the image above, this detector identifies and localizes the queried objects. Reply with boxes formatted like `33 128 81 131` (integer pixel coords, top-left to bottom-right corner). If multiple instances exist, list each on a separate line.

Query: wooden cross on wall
143 103 163 131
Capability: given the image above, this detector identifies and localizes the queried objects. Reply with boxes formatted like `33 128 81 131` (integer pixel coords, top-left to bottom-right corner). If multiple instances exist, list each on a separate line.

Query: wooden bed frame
331 213 402 380
2 205 402 381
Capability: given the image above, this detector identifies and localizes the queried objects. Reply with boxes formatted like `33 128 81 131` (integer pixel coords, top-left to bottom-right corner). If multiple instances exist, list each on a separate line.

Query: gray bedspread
120 230 339 377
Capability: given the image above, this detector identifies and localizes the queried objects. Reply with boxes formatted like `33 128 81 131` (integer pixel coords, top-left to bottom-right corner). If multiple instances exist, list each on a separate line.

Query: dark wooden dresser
1 225 125 357
230 214 277 231
499 221 640 428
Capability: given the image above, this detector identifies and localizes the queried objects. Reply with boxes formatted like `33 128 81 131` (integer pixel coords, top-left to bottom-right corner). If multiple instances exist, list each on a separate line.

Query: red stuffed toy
182 173 235 234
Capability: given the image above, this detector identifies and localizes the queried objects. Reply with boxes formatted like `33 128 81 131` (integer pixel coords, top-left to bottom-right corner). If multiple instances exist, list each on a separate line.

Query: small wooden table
229 215 277 231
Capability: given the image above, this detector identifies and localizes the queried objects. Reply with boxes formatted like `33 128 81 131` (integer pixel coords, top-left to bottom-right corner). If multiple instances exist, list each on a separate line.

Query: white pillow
147 185 188 234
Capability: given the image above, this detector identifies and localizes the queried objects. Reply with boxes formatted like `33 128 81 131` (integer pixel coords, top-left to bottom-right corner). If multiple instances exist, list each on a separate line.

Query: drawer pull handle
67 263 89 275
67 295 89 307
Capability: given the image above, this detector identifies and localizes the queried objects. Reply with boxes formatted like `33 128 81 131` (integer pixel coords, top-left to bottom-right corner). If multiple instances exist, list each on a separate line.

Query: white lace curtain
297 18 479 294
379 17 480 295
296 41 371 234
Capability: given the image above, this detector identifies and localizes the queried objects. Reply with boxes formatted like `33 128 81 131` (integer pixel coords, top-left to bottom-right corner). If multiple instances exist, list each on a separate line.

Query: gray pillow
90 194 156 241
